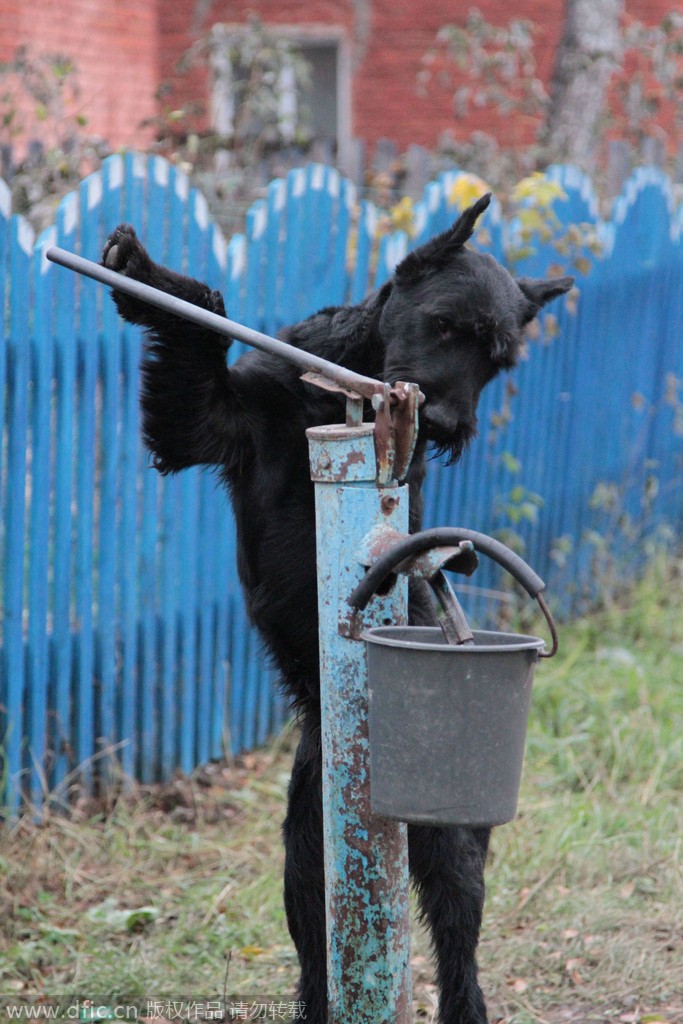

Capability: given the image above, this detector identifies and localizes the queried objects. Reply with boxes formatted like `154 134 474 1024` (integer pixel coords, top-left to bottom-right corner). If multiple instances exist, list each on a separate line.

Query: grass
471 558 683 1023
1 558 682 1023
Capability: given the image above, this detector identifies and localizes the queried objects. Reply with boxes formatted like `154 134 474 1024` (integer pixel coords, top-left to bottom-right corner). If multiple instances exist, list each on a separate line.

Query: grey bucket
365 626 545 827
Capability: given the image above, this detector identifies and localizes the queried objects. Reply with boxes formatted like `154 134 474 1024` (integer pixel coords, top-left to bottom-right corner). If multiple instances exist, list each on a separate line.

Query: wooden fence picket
25 230 55 809
4 216 33 811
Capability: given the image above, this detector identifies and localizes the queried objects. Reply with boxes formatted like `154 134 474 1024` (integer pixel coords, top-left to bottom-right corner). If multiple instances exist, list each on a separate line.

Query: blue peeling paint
307 423 413 1024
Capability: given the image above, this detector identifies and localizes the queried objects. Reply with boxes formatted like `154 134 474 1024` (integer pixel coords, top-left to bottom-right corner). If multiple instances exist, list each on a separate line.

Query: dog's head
378 194 574 463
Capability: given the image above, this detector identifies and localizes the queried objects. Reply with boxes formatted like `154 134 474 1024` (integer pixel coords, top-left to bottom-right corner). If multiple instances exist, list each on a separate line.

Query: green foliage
504 172 601 282
495 485 544 528
145 16 312 218
419 5 683 189
614 12 683 148
199 17 312 153
574 381 683 609
420 10 546 125
0 46 109 230
528 555 683 798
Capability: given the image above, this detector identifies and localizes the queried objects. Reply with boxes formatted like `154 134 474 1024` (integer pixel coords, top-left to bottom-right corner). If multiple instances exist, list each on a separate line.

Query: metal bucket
365 625 545 827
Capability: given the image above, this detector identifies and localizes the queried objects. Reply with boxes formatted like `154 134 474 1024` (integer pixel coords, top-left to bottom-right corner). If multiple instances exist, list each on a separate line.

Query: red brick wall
0 0 159 154
351 0 561 150
157 0 678 158
1 0 676 162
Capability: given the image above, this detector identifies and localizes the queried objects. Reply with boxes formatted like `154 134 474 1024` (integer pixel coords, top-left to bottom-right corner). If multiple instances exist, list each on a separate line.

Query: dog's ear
395 193 492 283
375 280 394 306
448 192 493 247
518 276 575 321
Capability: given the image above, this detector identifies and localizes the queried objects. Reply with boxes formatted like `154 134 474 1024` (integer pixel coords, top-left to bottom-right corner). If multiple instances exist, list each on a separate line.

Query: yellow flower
448 173 491 210
390 196 416 235
511 172 567 210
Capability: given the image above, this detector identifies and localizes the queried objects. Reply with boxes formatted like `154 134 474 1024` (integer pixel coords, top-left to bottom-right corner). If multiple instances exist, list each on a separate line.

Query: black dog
102 195 572 1023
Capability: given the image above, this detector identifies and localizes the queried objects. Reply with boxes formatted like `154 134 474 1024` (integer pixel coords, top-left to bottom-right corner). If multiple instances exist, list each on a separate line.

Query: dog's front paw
102 224 152 282
102 225 156 323
205 287 226 317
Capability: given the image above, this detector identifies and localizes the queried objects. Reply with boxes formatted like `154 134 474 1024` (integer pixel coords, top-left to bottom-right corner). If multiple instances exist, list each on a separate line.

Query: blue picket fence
1 154 682 811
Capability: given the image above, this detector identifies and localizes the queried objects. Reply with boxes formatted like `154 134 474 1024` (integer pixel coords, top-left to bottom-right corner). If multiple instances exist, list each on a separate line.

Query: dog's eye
435 317 453 341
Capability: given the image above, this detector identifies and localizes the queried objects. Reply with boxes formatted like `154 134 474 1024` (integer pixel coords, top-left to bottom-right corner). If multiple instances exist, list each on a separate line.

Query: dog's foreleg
103 225 239 473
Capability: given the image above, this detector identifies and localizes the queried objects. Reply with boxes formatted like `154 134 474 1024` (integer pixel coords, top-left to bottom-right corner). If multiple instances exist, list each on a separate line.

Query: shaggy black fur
102 195 572 1024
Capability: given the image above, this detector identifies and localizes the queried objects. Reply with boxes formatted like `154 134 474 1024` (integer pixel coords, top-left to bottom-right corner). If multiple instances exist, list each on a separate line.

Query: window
208 24 351 171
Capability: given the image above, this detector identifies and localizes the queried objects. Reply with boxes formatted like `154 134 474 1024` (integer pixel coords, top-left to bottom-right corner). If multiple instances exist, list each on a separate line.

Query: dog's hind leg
282 725 328 1024
409 823 491 1024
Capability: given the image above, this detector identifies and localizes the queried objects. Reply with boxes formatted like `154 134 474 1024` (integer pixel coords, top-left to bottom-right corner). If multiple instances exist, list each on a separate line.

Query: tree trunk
543 0 624 169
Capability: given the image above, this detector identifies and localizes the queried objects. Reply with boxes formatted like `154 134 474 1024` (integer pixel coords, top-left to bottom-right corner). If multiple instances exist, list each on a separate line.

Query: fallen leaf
509 979 529 994
125 907 159 932
566 957 585 972
239 944 267 959
516 887 531 907
86 898 159 932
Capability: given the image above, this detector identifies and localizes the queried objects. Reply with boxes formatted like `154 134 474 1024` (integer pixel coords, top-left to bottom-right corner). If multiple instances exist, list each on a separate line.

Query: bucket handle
349 527 558 658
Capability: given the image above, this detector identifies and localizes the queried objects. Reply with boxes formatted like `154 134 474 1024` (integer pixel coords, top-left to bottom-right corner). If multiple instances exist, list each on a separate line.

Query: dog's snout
422 404 451 434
